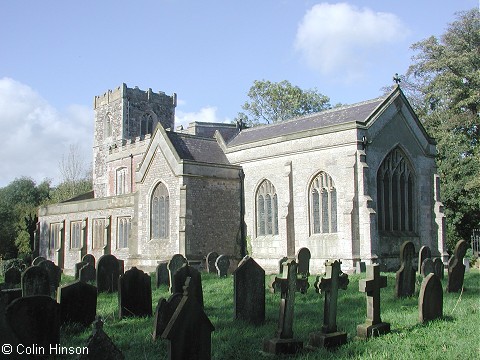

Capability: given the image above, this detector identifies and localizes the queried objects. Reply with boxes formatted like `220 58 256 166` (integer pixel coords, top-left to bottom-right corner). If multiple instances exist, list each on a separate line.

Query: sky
0 0 477 187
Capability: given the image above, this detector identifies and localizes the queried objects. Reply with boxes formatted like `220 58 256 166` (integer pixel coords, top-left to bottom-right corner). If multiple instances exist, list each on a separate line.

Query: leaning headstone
310 260 349 348
172 264 204 308
357 264 390 339
118 267 152 318
418 273 443 323
21 265 50 296
395 241 416 298
97 254 120 293
447 240 469 293
80 263 97 283
421 258 435 277
75 261 88 280
152 293 183 341
155 261 169 288
263 259 303 355
57 281 97 326
38 259 62 296
215 254 230 277
433 258 444 279
161 278 215 360
79 316 125 360
4 267 21 286
205 251 219 274
296 247 311 278
32 256 46 266
168 254 188 293
6 295 60 352
418 246 431 272
82 254 96 269
233 256 265 325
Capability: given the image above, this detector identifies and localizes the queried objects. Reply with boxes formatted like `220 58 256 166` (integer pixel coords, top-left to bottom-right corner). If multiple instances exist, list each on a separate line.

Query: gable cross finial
393 73 401 85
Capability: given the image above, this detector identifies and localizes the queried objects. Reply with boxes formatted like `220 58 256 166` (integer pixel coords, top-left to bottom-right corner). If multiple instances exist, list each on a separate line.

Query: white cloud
294 3 410 81
175 105 231 130
0 78 93 187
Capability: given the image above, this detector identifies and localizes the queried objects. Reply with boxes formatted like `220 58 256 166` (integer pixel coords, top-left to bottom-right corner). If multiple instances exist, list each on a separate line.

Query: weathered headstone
21 265 50 297
205 251 219 274
278 256 288 273
357 264 390 339
79 316 125 360
118 259 125 275
463 258 470 272
4 267 21 286
152 293 183 341
172 264 204 308
433 258 444 279
80 263 97 283
38 259 62 296
168 254 188 293
118 267 152 318
6 295 60 352
0 288 22 309
296 247 311 278
418 245 431 272
75 261 88 280
97 254 120 293
418 273 443 323
32 256 46 266
156 261 169 288
161 278 215 360
421 258 435 277
82 254 96 268
356 261 366 273
57 281 97 326
233 256 265 325
263 259 303 355
395 241 416 298
447 240 469 292
215 254 230 277
310 260 349 348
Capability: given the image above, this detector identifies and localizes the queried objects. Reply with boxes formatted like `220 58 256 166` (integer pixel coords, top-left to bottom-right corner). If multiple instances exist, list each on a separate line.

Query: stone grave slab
205 251 219 274
80 263 96 283
395 241 416 298
155 261 169 288
79 316 125 360
418 245 431 272
58 280 97 326
215 254 230 277
32 256 46 266
418 273 443 323
4 267 21 286
447 240 469 292
75 261 88 280
21 265 50 297
82 254 96 268
168 254 188 293
152 293 183 341
97 254 120 293
233 256 265 325
433 258 444 279
172 264 204 308
356 261 366 273
118 267 152 318
421 258 435 277
296 247 311 278
38 259 62 296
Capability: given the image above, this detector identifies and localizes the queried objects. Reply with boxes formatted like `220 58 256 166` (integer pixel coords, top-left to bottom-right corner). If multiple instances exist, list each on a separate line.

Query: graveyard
1 259 477 359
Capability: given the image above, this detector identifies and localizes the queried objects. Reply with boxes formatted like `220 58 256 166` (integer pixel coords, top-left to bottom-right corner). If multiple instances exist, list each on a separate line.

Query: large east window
151 182 169 239
256 180 279 236
377 147 415 232
310 171 337 234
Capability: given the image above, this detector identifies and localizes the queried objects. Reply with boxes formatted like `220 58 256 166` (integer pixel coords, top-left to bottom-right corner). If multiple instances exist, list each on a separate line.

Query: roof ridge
168 131 218 141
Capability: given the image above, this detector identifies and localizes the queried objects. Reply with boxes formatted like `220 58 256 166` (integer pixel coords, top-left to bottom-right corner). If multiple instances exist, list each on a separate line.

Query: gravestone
447 239 469 293
418 273 443 323
0 288 22 309
421 258 435 277
309 260 349 348
278 256 288 273
82 254 96 268
215 254 230 277
263 259 303 355
156 261 169 288
463 258 470 272
97 254 120 293
75 261 88 280
433 258 444 279
205 251 219 274
168 254 188 293
118 267 152 318
57 281 97 326
357 264 390 339
32 256 46 266
161 278 215 360
38 259 62 296
356 261 366 273
80 263 97 283
418 246 431 272
6 295 60 352
21 265 50 297
79 316 125 360
395 241 416 298
296 247 311 278
4 267 21 286
172 264 204 308
152 292 183 341
233 256 265 325
118 259 125 275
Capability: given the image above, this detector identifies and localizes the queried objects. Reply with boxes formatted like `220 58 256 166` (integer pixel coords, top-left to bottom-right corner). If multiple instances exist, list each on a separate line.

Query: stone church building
38 83 446 274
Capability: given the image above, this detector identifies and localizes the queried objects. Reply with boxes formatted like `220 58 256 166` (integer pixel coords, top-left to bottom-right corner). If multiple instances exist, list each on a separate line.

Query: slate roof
226 95 387 147
167 132 231 165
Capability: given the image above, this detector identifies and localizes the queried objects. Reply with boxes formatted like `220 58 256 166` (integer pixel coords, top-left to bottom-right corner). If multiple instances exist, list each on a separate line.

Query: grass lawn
2 268 477 359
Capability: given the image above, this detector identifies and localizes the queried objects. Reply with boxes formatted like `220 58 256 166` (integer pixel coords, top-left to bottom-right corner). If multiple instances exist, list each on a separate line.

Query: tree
236 80 331 126
404 9 480 250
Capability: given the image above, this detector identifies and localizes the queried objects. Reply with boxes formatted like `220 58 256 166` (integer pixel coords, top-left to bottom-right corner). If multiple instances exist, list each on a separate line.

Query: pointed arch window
256 180 279 236
141 113 154 136
116 167 127 195
377 147 415 232
118 217 131 249
310 172 337 234
151 182 169 239
104 113 112 138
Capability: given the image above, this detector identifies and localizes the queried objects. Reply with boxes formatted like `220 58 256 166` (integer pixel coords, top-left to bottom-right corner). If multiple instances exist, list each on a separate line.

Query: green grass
26 270 480 359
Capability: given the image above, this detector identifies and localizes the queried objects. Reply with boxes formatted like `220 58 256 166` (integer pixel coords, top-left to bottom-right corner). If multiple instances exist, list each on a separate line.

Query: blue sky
0 0 477 187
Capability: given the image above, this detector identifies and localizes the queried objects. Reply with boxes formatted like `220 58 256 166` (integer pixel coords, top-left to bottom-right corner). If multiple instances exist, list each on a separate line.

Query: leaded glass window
310 172 337 234
256 180 279 236
151 182 169 239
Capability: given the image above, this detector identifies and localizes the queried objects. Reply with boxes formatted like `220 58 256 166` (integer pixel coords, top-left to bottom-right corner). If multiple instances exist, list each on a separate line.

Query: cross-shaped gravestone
447 240 469 293
215 254 230 278
205 251 219 274
418 245 431 272
421 258 435 277
357 264 390 339
433 258 444 279
418 273 443 323
309 260 349 348
263 259 303 355
395 241 416 298
168 254 188 293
